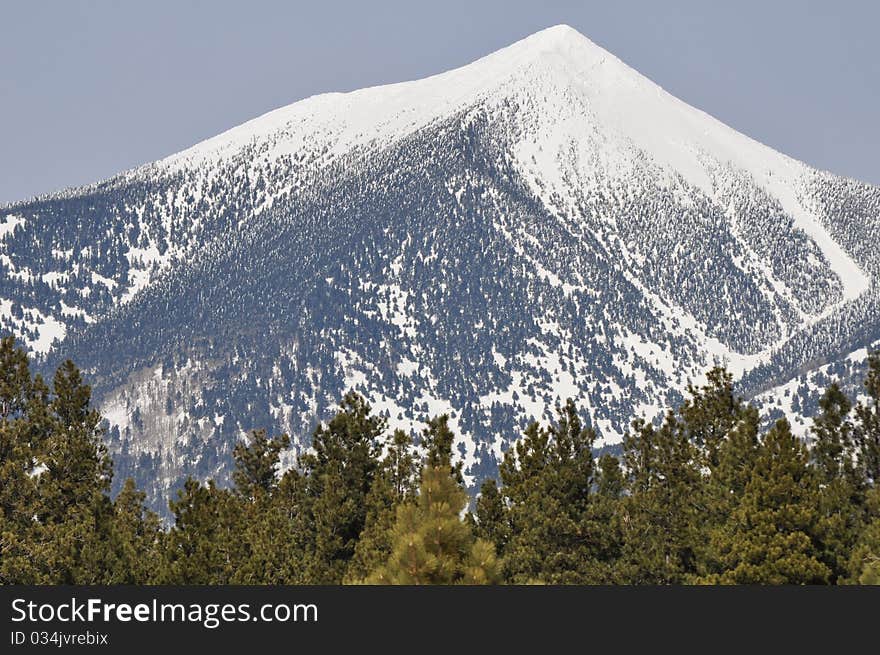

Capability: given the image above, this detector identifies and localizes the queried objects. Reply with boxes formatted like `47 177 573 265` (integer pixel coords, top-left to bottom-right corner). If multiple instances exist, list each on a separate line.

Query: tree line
1 335 878 584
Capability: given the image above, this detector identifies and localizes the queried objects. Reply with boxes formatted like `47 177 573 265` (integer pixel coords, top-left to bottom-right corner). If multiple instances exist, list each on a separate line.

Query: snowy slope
159 25 869 302
1 25 878 510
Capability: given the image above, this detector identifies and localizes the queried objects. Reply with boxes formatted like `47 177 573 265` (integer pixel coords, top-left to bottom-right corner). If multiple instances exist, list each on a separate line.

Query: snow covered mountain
2 25 879 509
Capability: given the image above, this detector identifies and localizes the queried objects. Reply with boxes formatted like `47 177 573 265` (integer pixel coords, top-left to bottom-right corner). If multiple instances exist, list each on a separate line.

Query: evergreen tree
107 478 163 583
849 520 880 584
679 367 746 469
421 414 462 483
345 430 418 583
699 407 761 580
620 413 703 583
384 428 419 500
677 369 756 577
229 429 297 584
812 383 856 482
595 452 625 498
247 467 310 584
232 429 291 500
472 478 509 555
163 479 244 584
0 338 50 584
810 383 866 582
846 487 880 584
498 400 605 583
586 453 626 583
845 352 880 584
711 407 761 500
298 392 385 583
366 462 498 584
855 352 880 485
33 359 116 583
700 419 830 584
0 341 162 584
38 360 112 522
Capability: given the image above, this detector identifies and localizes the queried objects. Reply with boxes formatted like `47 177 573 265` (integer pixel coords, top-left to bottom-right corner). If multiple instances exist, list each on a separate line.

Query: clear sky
2 0 878 204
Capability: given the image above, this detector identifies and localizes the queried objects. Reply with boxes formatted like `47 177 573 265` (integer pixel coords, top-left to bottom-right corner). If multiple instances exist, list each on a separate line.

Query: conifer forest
1 336 878 585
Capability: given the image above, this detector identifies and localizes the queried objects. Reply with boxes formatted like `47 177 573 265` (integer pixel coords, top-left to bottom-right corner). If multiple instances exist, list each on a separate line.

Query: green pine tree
232 429 291 501
586 453 626 583
812 383 857 482
498 400 606 583
298 392 385 583
162 478 245 584
366 463 499 584
364 415 498 584
345 429 418 583
700 419 830 584
472 478 509 555
0 338 47 584
809 383 866 582
107 478 163 583
679 367 746 469
421 414 463 483
228 429 297 584
855 352 880 485
846 486 880 584
34 359 116 583
620 413 703 584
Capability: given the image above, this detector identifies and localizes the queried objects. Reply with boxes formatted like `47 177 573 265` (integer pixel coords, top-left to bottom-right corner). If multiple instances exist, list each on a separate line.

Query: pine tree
163 479 244 584
364 416 498 584
699 407 761 580
230 490 301 584
850 521 880 584
107 478 163 583
855 352 880 485
421 414 463 483
472 478 509 555
232 429 291 501
809 383 866 582
38 360 112 522
701 419 830 584
812 383 856 482
712 406 761 499
1 341 161 584
846 487 880 584
366 464 498 584
498 400 605 583
32 359 117 583
252 467 310 584
0 338 50 584
586 453 626 583
844 352 880 585
620 413 703 583
497 421 551 582
345 430 418 583
384 428 419 500
298 392 385 583
676 369 757 578
679 367 746 469
229 429 296 584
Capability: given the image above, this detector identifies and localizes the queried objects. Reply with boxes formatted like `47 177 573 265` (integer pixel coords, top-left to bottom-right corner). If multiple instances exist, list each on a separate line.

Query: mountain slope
2 25 878 509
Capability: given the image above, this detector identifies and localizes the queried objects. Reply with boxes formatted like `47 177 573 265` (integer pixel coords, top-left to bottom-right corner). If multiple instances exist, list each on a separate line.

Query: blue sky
2 0 878 203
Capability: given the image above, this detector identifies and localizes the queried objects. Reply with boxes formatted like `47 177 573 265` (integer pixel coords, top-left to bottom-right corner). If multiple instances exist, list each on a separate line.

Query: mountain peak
521 23 588 46
159 24 633 172
486 23 614 73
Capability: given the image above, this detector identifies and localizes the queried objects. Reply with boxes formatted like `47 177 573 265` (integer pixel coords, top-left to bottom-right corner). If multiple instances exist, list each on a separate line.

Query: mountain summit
2 26 878 508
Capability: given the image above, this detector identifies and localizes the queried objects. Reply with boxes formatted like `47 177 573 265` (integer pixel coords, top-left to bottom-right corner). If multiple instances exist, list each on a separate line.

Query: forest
0 335 878 585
